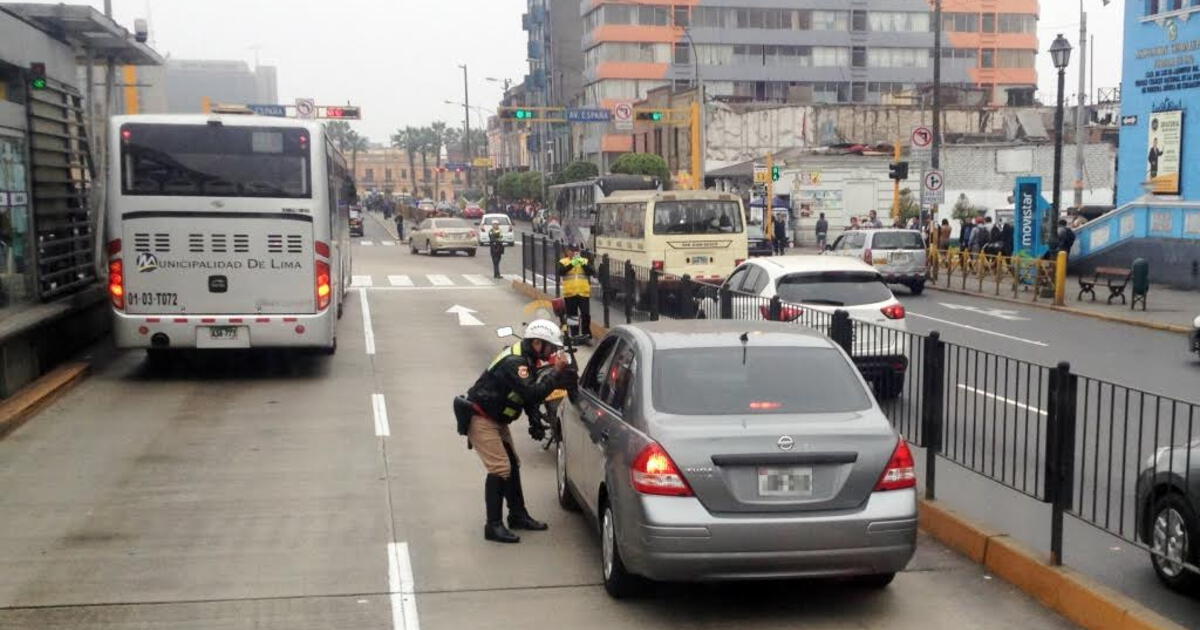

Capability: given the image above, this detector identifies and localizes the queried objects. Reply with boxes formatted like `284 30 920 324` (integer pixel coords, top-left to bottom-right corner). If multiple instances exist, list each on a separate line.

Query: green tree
326 121 351 151
391 127 423 197
897 188 921 223
952 193 983 222
610 152 670 181
497 172 522 200
557 160 599 184
344 130 369 179
518 171 544 201
430 121 448 201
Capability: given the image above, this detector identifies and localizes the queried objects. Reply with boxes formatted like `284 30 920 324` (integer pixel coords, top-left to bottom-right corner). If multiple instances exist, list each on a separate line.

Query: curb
926 284 1192 335
367 211 401 241
917 499 1185 630
0 362 90 440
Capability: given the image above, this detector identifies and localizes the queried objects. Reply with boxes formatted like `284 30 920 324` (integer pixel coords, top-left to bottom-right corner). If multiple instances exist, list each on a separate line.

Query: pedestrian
849 216 861 231
1056 219 1077 261
937 219 952 251
557 244 594 342
815 212 829 250
865 210 883 229
395 211 405 242
463 320 577 543
960 219 973 250
771 214 788 255
488 219 506 279
999 219 1014 257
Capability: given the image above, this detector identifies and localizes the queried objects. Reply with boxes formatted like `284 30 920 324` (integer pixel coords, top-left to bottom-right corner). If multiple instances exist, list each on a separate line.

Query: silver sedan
555 320 917 598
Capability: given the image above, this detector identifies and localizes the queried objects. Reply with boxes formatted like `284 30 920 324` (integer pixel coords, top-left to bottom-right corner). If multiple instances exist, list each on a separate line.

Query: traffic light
889 161 910 181
771 165 781 182
30 62 47 90
323 106 361 120
500 108 535 120
636 110 664 121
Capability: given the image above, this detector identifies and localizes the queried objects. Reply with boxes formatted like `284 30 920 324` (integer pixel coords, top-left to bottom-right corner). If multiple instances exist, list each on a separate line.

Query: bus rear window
653 200 743 235
120 124 311 198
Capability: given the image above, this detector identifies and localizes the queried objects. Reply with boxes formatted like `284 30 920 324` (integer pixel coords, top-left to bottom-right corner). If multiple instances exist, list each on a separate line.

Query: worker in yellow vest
557 243 594 343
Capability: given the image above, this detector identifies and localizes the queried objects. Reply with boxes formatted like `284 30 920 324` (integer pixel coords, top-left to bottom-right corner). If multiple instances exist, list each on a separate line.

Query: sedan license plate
690 255 711 265
209 326 239 340
758 467 813 497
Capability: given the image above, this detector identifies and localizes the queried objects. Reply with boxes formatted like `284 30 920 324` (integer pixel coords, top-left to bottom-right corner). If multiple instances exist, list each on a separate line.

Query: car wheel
467 248 477 257
556 438 580 512
853 573 896 589
910 281 925 296
1149 493 1200 593
601 502 643 598
410 240 418 255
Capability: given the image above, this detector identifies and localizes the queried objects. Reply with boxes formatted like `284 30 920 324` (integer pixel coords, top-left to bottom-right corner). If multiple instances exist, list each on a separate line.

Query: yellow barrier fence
927 248 1066 306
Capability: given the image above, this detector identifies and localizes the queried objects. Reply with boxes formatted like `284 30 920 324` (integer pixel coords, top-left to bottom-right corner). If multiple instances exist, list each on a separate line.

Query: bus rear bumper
112 311 335 350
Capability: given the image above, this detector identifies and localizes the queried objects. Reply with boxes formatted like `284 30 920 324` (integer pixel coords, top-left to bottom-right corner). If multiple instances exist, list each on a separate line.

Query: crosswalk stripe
352 275 373 287
503 274 522 282
427 274 454 286
463 274 493 286
388 275 414 287
381 241 396 246
360 240 374 246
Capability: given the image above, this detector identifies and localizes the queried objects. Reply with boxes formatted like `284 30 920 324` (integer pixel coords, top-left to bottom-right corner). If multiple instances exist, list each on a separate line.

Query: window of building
813 10 848 31
980 49 995 68
365 168 375 181
638 5 668 26
981 13 996 33
605 4 632 25
673 5 689 27
674 43 691 64
423 168 431 180
385 168 392 181
795 10 812 30
851 82 866 102
868 47 929 68
852 46 867 68
812 47 849 67
869 11 930 32
997 49 1036 68
695 44 734 65
943 12 979 32
851 10 867 31
692 6 725 28
401 169 407 179
998 14 1037 34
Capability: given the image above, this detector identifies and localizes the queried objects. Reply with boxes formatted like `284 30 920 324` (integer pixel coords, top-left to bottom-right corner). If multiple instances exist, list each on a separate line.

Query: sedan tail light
759 304 804 322
881 303 906 320
874 439 916 491
631 442 693 496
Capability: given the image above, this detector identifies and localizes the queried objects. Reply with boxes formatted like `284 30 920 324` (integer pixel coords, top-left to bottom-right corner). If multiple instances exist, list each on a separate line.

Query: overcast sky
38 0 1125 140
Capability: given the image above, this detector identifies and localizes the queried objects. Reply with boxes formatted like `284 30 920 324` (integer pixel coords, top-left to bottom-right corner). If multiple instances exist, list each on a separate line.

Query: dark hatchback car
747 224 773 257
349 208 364 237
1136 439 1200 592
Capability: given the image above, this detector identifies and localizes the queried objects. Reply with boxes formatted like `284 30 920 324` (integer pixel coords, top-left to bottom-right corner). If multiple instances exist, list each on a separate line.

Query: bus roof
598 190 740 203
110 114 325 134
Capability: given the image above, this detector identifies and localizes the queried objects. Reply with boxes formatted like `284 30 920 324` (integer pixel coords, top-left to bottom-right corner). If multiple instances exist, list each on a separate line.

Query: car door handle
595 428 610 444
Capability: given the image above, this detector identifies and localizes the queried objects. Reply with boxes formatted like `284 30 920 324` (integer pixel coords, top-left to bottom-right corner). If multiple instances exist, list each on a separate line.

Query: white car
698 255 910 397
477 214 515 246
826 229 928 295
1191 315 1200 357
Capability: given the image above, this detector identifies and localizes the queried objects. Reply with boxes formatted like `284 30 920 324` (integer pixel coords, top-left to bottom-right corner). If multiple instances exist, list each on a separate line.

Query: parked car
697 256 910 398
533 208 551 234
463 204 485 220
1191 315 1200 357
555 320 917 598
477 213 515 246
1136 438 1200 592
826 229 927 295
409 217 477 256
747 224 773 257
349 208 364 237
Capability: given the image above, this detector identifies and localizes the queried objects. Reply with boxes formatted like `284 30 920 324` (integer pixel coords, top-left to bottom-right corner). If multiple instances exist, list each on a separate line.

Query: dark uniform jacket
468 342 561 424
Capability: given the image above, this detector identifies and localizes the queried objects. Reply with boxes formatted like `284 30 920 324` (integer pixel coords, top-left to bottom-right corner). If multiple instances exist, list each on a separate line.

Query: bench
1078 267 1132 304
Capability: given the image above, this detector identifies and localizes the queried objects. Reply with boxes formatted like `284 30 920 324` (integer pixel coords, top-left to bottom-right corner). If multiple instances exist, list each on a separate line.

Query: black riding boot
504 450 548 531
484 474 520 543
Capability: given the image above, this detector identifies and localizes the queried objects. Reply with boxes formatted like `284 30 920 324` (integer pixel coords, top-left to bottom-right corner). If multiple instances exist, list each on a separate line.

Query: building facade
138 59 279 114
353 149 462 202
523 0 587 174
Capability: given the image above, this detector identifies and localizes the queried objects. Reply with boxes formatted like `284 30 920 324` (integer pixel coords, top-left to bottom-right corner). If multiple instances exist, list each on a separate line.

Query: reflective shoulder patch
517 365 530 379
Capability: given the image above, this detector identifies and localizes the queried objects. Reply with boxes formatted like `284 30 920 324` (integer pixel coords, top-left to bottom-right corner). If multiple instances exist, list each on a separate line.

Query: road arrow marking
938 303 1029 321
446 304 483 326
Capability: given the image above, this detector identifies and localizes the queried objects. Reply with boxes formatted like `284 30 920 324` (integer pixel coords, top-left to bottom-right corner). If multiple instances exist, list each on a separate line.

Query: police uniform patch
517 365 530 379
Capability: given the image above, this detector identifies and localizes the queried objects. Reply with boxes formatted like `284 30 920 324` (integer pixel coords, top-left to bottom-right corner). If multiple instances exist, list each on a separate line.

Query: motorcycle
496 297 581 449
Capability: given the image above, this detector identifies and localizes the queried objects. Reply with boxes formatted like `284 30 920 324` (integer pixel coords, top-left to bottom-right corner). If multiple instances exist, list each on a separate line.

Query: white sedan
477 214 515 246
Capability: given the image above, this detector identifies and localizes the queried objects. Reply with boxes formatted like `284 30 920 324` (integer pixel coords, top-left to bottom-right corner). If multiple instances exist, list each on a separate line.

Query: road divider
0 362 90 440
359 288 376 355
372 393 390 437
388 541 420 630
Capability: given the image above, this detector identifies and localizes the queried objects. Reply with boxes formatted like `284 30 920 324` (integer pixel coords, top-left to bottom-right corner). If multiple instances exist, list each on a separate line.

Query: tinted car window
582 337 620 396
846 233 867 249
740 266 766 294
724 266 749 292
747 225 766 239
871 231 925 250
600 341 635 409
775 272 894 306
653 347 872 415
484 216 512 225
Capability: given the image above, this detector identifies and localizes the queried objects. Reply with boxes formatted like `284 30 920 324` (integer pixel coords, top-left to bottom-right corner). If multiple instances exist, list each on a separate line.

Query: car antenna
739 331 749 365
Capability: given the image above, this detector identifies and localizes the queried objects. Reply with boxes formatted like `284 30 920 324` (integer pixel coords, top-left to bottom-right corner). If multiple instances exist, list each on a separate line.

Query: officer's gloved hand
528 418 547 442
556 366 579 390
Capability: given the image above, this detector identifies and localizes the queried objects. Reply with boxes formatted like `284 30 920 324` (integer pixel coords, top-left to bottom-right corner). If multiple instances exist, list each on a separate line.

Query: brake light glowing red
759 304 804 322
315 240 330 258
107 238 122 256
749 401 782 410
315 260 332 310
874 439 916 491
881 304 906 320
631 442 692 496
108 259 125 310
651 260 664 271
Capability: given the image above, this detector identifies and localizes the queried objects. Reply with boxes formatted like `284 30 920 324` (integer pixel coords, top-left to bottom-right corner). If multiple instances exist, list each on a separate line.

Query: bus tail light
315 240 330 258
315 260 332 310
651 260 664 271
108 259 125 310
107 238 122 256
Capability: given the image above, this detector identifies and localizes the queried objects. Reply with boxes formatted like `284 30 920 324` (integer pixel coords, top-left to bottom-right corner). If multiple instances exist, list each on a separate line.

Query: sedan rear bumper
621 488 917 581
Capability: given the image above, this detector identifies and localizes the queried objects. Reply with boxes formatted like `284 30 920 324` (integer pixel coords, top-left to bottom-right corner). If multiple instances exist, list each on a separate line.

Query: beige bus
594 190 748 283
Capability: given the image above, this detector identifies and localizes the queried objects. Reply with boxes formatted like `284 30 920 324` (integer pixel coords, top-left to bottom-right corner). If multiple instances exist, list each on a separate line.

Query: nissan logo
777 435 795 451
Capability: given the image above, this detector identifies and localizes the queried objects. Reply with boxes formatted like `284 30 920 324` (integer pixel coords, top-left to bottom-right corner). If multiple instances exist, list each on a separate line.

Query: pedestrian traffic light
771 165 781 182
500 108 535 120
30 62 47 90
889 161 910 181
636 110 664 121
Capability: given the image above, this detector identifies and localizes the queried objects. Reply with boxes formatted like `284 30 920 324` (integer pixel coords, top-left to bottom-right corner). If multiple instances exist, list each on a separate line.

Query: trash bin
1131 258 1149 310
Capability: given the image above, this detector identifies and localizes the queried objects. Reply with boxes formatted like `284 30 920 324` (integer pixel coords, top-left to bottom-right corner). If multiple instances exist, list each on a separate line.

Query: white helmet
524 319 564 347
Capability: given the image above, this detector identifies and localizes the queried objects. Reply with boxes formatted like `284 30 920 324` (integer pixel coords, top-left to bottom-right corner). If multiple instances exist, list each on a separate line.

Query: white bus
549 174 661 249
595 190 748 283
106 114 352 356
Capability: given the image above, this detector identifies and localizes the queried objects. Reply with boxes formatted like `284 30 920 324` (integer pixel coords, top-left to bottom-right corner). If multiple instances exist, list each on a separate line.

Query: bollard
623 260 635 324
1045 361 1078 566
719 285 733 319
768 295 782 321
829 310 853 354
554 241 563 298
600 255 611 328
921 331 945 501
648 269 660 321
1054 250 1067 306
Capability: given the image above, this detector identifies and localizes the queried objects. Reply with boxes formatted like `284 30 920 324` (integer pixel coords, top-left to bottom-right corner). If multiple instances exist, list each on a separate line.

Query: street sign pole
766 153 775 240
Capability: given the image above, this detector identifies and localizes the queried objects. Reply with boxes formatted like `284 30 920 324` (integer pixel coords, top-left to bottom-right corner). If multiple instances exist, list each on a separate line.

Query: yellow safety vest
560 257 591 297
487 344 527 419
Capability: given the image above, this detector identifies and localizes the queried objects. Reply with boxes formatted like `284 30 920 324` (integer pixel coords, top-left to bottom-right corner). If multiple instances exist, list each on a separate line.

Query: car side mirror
496 326 514 339
824 244 833 252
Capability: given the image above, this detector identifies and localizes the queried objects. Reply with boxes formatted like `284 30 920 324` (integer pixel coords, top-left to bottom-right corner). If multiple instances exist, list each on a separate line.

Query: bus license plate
690 255 710 264
209 326 239 340
758 467 813 497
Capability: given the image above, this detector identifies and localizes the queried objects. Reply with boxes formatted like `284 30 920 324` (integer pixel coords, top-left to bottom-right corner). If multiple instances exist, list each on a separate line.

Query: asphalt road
0 215 1079 629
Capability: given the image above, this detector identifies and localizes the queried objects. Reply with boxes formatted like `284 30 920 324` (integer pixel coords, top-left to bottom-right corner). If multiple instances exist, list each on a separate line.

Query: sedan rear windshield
776 272 894 307
120 124 310 198
484 216 513 225
434 219 470 229
871 231 925 250
653 347 871 415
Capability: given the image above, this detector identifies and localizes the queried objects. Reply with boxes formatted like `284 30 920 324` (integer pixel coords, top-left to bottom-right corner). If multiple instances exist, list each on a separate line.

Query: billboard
1013 176 1050 259
1147 110 1182 195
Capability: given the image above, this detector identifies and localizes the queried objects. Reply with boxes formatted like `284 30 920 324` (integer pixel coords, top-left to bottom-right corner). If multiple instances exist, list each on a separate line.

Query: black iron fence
521 234 1198 578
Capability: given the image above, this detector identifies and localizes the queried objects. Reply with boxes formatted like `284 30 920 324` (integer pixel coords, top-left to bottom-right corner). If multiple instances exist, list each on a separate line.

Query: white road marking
938 302 1030 321
956 384 1047 416
364 285 499 292
359 288 376 355
381 240 396 247
446 304 483 326
372 393 390 436
361 240 374 246
352 275 373 288
427 274 454 286
462 274 493 286
387 542 420 630
908 312 1049 347
388 275 414 287
503 274 522 282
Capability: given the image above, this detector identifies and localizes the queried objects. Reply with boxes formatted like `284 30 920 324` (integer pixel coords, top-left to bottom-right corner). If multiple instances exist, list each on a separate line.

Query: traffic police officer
488 219 505 279
466 319 576 543
557 244 594 342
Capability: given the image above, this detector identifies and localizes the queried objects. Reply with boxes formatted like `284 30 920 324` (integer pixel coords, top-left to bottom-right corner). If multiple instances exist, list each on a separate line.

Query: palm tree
326 121 351 151
417 126 437 199
344 130 369 181
430 121 448 202
391 126 422 198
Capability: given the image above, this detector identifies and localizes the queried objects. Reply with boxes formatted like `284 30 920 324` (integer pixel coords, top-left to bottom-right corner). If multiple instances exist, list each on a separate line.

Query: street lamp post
682 28 705 189
1049 34 1073 247
459 64 472 191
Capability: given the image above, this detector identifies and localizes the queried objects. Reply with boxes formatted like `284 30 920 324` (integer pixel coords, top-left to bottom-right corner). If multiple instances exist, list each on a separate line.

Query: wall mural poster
1147 110 1182 195
0 136 27 192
